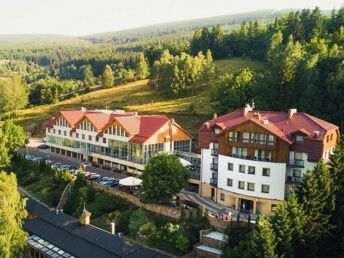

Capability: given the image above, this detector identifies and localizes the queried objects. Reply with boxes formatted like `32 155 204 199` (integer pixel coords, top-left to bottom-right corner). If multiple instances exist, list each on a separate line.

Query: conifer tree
296 160 335 256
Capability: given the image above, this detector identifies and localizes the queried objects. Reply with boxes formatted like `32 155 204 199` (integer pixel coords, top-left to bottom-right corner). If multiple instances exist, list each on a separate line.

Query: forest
0 8 343 129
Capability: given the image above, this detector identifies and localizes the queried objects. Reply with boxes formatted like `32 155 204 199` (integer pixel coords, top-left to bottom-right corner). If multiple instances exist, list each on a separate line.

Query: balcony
288 159 304 167
231 154 272 162
287 176 302 184
211 149 218 156
210 177 217 186
210 163 218 171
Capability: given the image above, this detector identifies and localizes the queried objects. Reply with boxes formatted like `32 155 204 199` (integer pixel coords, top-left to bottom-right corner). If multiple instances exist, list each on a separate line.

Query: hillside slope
15 57 265 137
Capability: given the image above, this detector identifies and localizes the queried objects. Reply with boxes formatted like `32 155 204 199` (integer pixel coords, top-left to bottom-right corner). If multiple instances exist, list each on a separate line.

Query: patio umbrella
119 177 142 186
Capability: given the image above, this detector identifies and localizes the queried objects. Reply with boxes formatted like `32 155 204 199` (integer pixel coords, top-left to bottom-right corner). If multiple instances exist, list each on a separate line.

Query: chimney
134 112 138 116
288 108 297 119
253 112 261 121
111 222 116 235
213 113 217 119
243 103 253 117
79 205 91 226
81 107 87 112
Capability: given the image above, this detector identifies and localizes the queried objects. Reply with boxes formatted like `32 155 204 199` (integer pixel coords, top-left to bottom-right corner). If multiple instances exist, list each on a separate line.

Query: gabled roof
130 115 170 144
24 200 168 258
199 109 339 149
44 109 188 144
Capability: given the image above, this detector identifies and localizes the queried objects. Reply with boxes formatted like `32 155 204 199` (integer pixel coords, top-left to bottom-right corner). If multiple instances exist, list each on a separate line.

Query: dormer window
214 128 221 134
295 135 304 142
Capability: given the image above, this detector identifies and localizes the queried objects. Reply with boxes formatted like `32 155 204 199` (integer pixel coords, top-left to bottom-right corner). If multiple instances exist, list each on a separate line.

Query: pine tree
101 65 115 88
296 160 335 256
252 217 277 258
327 135 344 255
273 192 306 257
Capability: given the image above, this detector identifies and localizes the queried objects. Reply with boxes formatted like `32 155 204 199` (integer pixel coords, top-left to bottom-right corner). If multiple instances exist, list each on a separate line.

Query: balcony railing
231 154 272 162
211 149 218 156
210 163 218 171
288 159 304 167
210 177 217 186
287 176 302 183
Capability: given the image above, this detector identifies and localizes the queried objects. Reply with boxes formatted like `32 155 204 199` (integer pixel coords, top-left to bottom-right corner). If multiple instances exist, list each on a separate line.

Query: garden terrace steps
193 229 227 258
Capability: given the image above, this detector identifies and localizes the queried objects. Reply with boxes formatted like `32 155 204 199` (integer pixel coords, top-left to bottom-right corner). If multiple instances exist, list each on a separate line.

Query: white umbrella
119 177 142 187
179 157 192 167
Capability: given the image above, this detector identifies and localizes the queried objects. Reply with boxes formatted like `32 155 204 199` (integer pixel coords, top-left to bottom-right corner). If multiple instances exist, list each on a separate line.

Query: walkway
178 190 257 221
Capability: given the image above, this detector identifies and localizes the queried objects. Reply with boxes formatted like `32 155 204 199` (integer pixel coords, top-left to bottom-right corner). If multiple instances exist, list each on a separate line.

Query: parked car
32 156 42 162
51 162 62 169
85 173 100 181
61 165 70 171
45 160 55 165
37 144 49 149
25 155 34 160
94 176 109 184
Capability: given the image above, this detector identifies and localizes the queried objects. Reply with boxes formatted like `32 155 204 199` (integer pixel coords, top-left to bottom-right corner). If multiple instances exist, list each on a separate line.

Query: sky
0 0 342 36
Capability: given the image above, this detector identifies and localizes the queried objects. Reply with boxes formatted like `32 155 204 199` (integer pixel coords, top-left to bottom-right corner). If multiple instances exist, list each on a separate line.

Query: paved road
20 148 128 180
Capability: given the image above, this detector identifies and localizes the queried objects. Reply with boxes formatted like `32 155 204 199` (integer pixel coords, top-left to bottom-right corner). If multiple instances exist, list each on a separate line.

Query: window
64 131 67 136
293 169 302 178
294 152 303 160
250 133 259 143
229 131 241 141
69 131 72 137
326 135 329 143
330 134 333 141
248 166 255 175
259 133 266 144
53 129 56 134
82 134 85 140
295 135 304 142
262 184 270 193
103 138 107 144
58 130 61 135
96 136 99 142
238 181 245 189
271 204 277 211
239 165 245 173
262 168 270 177
76 133 79 138
214 128 221 134
227 178 233 187
243 132 250 143
232 146 247 158
228 163 233 171
268 135 275 145
220 193 225 201
247 182 255 191
88 135 92 141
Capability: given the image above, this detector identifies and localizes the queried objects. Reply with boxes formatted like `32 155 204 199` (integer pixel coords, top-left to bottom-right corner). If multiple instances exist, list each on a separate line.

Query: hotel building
44 108 192 175
199 105 339 215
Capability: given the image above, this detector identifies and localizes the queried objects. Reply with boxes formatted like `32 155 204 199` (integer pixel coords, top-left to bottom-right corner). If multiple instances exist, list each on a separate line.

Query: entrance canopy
119 177 142 187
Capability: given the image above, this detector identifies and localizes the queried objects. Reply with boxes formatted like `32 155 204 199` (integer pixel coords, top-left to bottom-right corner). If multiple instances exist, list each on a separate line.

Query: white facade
217 154 286 200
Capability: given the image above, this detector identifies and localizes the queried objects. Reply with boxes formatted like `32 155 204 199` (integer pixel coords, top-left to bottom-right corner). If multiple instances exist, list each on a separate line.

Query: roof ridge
39 212 128 256
299 113 328 131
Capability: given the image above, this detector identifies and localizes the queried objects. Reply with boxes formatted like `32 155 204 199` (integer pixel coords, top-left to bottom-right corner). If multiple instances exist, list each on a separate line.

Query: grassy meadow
14 57 265 138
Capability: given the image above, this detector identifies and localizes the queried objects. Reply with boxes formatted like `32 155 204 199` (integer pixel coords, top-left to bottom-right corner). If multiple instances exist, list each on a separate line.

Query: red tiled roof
199 109 339 151
44 109 171 144
130 116 170 144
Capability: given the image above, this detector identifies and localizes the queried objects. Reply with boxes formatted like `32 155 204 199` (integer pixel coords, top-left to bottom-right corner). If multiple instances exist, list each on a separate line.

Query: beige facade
201 183 281 216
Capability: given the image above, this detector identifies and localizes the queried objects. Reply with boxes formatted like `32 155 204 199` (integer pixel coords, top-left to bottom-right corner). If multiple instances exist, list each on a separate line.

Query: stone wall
90 182 190 219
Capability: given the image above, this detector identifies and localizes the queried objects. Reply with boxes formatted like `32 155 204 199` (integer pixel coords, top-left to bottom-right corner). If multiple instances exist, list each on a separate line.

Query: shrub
129 209 149 237
138 222 156 240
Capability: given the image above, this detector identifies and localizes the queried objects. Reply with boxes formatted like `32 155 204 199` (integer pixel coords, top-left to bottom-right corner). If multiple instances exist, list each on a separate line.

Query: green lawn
214 57 266 75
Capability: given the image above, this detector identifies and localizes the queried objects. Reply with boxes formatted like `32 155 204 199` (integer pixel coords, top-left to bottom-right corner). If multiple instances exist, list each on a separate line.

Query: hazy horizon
0 0 342 36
